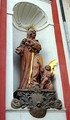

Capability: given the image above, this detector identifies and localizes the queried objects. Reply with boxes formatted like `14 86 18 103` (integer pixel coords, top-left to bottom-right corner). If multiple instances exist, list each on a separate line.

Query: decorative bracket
11 87 62 118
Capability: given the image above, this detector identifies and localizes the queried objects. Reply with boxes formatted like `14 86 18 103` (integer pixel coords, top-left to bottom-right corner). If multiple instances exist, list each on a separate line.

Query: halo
26 24 36 31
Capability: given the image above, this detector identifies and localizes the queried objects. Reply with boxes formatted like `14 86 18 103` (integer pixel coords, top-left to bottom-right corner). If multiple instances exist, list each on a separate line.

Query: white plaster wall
6 14 13 108
6 109 66 120
6 0 66 120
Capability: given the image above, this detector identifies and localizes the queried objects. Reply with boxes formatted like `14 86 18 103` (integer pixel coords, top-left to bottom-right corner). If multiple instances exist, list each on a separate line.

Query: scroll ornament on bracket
11 26 62 118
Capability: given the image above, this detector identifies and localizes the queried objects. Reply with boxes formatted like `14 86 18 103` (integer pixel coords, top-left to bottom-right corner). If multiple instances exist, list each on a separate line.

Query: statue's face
31 30 36 38
27 29 36 39
45 65 51 71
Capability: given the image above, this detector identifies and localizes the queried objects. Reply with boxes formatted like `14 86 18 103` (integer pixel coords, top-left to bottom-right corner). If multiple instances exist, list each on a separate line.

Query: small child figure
40 65 54 90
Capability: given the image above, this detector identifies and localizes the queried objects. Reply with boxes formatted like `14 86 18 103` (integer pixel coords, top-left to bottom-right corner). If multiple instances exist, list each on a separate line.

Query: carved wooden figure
16 28 41 89
11 28 62 118
40 65 54 90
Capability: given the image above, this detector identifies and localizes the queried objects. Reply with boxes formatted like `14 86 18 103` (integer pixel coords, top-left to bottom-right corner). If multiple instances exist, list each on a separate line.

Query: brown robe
16 38 41 89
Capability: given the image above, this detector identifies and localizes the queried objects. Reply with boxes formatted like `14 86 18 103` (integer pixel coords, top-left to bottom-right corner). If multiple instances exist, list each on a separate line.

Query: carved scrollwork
11 87 62 118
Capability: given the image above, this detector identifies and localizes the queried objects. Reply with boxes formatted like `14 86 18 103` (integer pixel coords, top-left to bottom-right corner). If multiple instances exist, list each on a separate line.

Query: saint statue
16 27 42 89
16 27 54 90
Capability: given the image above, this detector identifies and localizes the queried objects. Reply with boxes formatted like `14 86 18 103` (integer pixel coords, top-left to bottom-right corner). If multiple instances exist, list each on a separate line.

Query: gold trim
28 53 34 85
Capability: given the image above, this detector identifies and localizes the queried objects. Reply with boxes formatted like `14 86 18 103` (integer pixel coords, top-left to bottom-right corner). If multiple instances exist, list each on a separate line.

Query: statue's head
27 26 36 39
45 65 51 71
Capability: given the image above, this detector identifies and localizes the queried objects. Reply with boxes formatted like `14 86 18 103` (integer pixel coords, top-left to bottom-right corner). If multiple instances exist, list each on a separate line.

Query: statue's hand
16 47 24 56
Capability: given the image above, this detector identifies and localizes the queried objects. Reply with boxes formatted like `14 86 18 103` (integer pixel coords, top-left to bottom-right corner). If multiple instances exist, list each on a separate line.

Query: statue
16 28 42 89
40 65 54 90
11 27 62 118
